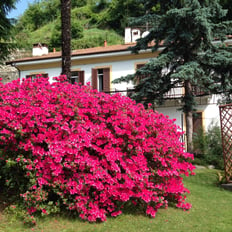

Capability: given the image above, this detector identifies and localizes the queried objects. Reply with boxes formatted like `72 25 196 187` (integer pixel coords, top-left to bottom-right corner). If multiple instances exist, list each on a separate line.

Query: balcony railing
104 85 209 99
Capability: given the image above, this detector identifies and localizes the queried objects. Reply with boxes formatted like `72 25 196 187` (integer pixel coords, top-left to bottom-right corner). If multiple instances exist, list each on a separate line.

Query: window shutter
79 71 85 85
136 64 146 84
193 112 203 134
136 64 145 69
91 68 98 89
43 73 48 78
103 68 110 92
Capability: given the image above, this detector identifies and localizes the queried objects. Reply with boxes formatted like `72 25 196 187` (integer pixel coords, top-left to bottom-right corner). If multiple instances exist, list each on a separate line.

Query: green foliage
8 0 232 54
220 0 232 20
72 29 123 49
0 152 33 199
71 6 90 21
1 169 232 231
113 0 232 152
98 0 145 34
72 0 87 8
12 0 125 51
49 20 61 49
49 16 84 50
4 204 37 227
193 123 224 169
0 0 18 62
71 20 84 39
113 0 232 109
15 0 60 32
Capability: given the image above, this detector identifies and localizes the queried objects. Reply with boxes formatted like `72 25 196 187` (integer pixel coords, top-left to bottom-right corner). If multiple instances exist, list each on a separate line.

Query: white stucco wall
155 97 221 134
21 67 61 83
20 57 150 92
155 106 184 130
196 95 221 130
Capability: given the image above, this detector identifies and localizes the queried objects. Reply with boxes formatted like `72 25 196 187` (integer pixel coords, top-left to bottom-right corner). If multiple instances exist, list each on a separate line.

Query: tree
61 0 71 80
0 0 18 62
50 17 83 51
71 0 87 8
113 0 232 152
220 0 232 20
98 0 145 34
15 0 60 32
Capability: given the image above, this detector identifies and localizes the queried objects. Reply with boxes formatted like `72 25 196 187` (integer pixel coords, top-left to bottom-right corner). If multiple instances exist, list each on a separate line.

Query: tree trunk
184 80 194 153
61 0 71 81
185 109 193 153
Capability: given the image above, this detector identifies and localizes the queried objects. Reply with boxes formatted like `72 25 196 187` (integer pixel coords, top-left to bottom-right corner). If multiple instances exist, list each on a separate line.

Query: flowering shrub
0 76 194 222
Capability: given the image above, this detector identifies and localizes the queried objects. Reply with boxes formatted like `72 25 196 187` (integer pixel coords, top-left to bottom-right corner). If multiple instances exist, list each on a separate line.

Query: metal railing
105 85 209 99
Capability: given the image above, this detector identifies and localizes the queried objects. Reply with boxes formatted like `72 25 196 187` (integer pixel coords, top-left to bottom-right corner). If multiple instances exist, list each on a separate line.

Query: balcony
104 85 209 99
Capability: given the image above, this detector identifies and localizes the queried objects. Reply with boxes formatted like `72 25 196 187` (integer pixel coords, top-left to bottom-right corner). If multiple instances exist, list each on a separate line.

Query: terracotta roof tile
6 35 232 65
7 43 137 64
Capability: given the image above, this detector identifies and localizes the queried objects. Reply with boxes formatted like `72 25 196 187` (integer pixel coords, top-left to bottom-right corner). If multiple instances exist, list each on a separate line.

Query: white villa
6 28 232 139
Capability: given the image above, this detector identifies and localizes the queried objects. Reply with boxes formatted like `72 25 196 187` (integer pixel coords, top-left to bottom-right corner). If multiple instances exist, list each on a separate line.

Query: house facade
7 39 229 139
8 43 157 92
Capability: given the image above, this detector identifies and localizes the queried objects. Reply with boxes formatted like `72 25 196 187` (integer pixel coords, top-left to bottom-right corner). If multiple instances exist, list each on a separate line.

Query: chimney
32 43 49 56
131 29 141 42
124 27 142 43
125 27 132 44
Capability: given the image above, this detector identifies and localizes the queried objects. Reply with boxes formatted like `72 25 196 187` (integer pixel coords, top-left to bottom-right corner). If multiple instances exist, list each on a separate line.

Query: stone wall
0 65 19 84
0 49 31 84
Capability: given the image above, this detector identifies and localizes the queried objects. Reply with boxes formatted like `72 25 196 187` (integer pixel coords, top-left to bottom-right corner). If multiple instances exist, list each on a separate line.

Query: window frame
70 70 85 85
26 73 48 80
91 66 111 92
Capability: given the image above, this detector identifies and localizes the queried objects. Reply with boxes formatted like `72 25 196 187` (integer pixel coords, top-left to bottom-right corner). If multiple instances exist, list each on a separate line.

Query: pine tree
113 0 232 152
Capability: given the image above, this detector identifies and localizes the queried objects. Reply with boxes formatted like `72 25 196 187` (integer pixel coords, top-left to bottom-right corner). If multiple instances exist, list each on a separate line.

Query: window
91 68 110 92
98 69 104 92
193 112 203 134
26 73 48 80
135 63 146 84
71 71 79 84
133 31 138 36
136 63 145 70
192 85 206 96
71 71 84 85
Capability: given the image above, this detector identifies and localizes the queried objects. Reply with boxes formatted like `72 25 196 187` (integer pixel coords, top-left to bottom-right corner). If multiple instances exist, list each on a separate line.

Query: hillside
8 0 232 55
12 0 145 53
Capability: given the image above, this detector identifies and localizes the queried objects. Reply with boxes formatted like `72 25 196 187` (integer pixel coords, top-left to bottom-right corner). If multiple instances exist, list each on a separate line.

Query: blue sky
7 0 35 19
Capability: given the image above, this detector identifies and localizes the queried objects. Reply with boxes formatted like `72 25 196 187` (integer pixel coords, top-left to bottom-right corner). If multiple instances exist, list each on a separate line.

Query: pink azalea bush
0 76 195 222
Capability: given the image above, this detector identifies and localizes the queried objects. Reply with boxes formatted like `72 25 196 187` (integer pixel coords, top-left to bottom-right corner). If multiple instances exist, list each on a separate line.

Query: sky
7 0 35 19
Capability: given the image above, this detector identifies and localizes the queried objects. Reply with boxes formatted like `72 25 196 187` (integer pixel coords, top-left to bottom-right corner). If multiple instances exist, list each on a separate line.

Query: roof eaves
6 44 137 65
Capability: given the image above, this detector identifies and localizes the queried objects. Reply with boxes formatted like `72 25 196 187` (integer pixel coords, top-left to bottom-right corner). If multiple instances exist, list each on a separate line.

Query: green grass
16 22 123 52
1 169 231 232
82 28 124 45
30 23 55 45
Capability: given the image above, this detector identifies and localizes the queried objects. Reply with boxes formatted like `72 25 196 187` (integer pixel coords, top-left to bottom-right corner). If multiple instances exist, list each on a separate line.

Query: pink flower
111 210 122 217
0 76 194 222
41 208 47 214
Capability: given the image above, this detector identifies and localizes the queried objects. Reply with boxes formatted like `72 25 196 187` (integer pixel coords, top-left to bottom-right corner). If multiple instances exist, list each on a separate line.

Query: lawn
0 169 231 232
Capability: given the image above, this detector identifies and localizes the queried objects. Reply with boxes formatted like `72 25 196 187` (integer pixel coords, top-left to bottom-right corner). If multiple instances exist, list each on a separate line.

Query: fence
219 103 232 183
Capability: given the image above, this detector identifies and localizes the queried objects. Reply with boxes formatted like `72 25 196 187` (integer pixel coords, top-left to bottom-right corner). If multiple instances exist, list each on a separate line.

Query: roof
7 35 232 65
6 43 137 65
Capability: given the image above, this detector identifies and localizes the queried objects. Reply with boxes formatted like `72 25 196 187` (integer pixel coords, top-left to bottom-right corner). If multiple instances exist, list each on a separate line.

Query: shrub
0 76 195 222
193 123 224 169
